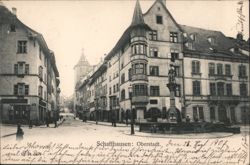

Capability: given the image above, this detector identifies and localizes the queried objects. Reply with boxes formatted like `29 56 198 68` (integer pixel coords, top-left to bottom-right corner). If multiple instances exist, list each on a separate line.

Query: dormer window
208 37 215 45
185 42 193 50
190 34 196 41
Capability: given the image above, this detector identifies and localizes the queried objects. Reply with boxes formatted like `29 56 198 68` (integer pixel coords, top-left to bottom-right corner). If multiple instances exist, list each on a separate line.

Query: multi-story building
0 4 60 125
76 0 249 124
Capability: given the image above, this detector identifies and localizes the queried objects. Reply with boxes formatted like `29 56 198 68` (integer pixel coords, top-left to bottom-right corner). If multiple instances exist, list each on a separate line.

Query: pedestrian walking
54 118 57 128
125 111 128 126
16 124 24 141
111 112 116 127
46 117 50 127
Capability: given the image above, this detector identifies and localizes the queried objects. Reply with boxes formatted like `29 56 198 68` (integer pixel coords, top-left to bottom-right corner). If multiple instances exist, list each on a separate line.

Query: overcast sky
3 0 249 97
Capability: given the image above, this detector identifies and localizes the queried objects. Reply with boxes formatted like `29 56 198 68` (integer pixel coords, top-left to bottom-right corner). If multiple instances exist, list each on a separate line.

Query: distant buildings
0 4 60 125
75 0 249 124
73 50 96 116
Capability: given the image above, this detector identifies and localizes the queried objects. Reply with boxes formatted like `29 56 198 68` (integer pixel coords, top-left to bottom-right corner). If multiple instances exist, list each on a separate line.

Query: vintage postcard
0 0 249 164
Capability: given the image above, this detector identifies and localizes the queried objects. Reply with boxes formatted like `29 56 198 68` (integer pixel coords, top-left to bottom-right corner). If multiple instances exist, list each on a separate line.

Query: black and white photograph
0 0 249 164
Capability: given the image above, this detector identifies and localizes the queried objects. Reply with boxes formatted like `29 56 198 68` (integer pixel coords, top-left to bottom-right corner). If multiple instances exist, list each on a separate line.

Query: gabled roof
143 0 182 32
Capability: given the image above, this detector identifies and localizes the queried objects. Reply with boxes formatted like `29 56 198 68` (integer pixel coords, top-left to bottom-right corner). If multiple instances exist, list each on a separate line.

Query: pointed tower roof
79 48 87 62
131 0 144 26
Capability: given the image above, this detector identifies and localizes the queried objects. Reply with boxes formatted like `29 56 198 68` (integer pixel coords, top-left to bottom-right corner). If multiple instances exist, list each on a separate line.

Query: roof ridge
180 24 222 33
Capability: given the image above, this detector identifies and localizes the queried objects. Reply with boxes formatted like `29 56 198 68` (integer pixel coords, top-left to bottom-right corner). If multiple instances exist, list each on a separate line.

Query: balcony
207 95 249 105
132 96 148 105
132 74 148 82
209 74 232 80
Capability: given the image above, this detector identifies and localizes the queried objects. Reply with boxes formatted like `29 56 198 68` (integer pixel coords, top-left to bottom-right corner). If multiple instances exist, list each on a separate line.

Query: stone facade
0 5 60 125
75 0 249 124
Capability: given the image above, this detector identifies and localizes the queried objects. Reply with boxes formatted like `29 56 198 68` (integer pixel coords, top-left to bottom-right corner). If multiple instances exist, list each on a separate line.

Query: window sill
16 52 27 54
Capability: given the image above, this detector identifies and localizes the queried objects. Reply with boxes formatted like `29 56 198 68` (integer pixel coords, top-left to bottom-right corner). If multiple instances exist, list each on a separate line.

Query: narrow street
1 119 249 164
1 118 249 143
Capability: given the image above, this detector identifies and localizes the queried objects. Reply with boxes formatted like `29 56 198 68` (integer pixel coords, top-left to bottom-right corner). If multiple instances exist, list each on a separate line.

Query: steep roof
104 0 151 61
143 0 182 32
131 0 145 26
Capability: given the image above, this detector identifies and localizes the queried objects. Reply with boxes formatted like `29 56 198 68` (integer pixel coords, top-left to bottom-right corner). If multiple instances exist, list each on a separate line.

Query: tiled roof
180 25 249 58
181 25 235 52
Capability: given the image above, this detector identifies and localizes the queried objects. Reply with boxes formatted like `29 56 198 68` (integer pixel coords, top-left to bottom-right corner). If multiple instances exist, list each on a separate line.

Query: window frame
170 32 178 43
150 86 160 96
149 66 159 76
17 40 27 54
208 63 215 75
192 60 200 75
193 81 201 96
156 15 163 24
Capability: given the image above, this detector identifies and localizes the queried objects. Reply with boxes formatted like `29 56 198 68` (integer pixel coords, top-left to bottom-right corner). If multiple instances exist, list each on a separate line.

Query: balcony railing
208 95 241 101
209 74 233 79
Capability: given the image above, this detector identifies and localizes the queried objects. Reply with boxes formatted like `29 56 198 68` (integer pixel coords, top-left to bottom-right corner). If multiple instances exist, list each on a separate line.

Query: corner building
76 0 249 124
0 4 60 125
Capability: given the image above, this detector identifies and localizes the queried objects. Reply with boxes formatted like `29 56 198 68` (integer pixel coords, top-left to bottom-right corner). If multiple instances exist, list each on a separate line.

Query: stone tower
74 49 93 86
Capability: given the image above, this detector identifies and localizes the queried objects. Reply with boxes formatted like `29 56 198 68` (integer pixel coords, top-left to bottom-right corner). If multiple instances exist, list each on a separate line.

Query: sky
2 0 249 97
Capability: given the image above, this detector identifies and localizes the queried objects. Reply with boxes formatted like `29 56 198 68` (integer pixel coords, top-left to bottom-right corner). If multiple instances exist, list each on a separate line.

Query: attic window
156 15 163 24
158 7 161 11
10 24 16 32
190 34 196 41
185 42 193 50
208 37 215 45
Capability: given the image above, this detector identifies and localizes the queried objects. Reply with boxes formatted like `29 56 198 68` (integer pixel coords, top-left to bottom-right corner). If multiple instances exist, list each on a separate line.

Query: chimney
160 0 166 6
236 33 243 41
12 7 17 16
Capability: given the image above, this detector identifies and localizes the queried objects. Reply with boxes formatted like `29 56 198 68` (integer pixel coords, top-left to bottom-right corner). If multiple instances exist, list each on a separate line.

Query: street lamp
128 86 134 135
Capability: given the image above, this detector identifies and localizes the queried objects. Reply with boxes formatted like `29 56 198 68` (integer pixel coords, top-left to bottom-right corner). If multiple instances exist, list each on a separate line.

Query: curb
86 121 129 127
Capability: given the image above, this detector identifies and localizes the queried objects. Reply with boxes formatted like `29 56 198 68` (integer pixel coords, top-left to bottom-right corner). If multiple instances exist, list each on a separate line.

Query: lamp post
128 86 134 135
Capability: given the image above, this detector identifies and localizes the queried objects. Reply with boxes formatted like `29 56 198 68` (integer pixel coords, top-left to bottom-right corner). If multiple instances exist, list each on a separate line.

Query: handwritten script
1 138 249 164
